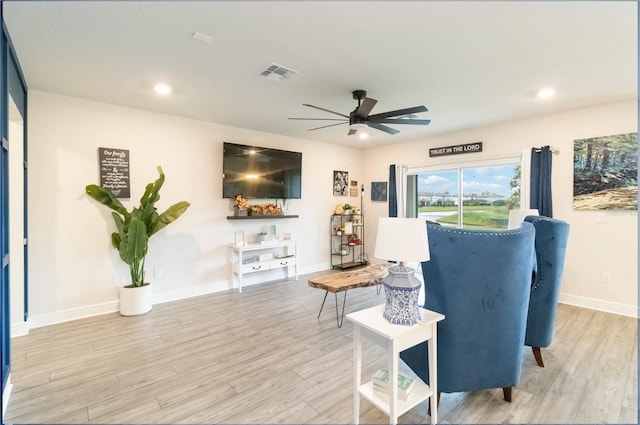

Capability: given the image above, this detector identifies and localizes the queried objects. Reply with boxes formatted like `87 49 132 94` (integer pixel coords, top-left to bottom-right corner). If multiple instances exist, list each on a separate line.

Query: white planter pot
120 283 152 316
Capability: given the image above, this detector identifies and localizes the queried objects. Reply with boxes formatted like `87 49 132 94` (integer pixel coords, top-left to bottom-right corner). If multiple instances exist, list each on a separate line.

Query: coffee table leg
317 290 329 319
335 290 348 328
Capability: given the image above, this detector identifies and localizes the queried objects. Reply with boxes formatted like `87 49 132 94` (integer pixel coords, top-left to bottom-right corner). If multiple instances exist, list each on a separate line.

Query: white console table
230 240 297 292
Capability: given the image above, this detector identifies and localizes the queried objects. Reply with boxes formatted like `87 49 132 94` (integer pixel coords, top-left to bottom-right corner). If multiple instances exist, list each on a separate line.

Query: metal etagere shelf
330 213 367 270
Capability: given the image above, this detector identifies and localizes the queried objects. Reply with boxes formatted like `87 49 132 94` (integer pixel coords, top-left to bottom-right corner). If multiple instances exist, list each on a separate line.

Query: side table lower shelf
359 380 433 417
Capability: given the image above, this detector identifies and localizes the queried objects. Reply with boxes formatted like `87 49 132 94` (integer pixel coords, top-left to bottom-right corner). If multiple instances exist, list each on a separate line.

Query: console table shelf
227 215 299 220
230 241 297 292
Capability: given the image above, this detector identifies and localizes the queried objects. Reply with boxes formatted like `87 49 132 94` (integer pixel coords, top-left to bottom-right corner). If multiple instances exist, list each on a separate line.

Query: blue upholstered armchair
523 215 570 367
400 223 536 402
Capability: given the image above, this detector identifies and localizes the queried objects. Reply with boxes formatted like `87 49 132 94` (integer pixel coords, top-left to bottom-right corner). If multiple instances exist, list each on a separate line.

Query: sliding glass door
412 158 521 230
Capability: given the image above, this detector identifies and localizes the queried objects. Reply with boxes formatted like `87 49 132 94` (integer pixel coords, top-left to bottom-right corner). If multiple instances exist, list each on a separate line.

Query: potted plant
257 231 272 242
85 166 190 316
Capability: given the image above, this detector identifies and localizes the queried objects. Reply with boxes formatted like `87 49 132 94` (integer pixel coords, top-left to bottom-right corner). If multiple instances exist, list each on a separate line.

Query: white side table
346 304 445 425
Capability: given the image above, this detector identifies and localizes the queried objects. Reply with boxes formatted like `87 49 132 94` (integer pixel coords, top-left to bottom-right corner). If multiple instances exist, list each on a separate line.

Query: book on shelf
371 367 415 400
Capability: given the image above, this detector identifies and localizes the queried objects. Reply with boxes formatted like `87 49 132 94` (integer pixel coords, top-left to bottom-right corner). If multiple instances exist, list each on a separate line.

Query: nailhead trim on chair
429 225 533 237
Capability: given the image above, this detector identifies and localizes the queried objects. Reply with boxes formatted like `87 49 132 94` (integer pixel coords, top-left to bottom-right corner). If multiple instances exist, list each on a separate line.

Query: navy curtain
530 146 553 217
388 164 397 217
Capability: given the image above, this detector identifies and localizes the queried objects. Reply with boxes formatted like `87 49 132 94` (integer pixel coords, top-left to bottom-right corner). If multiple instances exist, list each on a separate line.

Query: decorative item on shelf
234 230 245 247
371 367 416 401
334 204 344 214
348 234 361 246
343 221 353 235
85 166 190 316
257 231 273 243
233 195 250 216
342 203 353 214
251 203 282 216
339 244 349 256
374 217 430 325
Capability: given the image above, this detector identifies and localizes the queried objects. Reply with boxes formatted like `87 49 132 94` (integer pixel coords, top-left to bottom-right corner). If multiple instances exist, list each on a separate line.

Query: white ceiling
3 1 637 148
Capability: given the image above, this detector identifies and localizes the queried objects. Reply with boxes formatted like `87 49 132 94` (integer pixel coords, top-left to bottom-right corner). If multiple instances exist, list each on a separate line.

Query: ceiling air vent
260 63 299 81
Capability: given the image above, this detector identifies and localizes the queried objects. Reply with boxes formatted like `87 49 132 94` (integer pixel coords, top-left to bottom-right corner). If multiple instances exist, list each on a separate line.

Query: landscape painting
573 132 637 210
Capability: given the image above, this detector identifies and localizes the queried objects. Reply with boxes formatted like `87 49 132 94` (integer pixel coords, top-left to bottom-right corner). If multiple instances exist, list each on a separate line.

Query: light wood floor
5 271 638 424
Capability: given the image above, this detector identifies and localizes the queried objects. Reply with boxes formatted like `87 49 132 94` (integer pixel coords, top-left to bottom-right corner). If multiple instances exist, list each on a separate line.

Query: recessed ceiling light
537 88 556 99
154 84 172 95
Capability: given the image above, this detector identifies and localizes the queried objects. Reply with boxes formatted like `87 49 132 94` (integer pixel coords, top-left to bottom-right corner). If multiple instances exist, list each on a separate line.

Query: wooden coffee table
308 263 388 328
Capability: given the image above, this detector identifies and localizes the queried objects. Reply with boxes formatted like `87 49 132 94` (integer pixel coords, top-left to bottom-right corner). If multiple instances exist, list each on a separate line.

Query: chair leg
502 387 512 402
532 346 545 367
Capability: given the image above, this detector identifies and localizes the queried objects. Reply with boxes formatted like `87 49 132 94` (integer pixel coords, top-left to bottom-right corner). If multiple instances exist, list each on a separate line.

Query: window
409 157 522 230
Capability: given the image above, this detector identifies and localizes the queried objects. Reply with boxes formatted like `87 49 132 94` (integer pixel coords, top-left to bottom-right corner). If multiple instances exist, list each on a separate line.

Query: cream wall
362 99 638 317
21 90 365 328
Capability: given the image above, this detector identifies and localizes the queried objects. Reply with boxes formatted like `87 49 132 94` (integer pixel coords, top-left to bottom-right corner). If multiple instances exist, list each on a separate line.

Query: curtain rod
533 146 560 155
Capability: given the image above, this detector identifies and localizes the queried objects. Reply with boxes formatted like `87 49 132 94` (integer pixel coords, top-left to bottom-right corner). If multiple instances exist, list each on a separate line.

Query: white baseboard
19 262 338 329
10 320 29 338
28 300 119 329
2 373 12 420
559 292 638 318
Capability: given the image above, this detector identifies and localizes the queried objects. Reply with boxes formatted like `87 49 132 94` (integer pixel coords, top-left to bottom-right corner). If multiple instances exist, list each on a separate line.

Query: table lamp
507 208 539 229
374 217 430 325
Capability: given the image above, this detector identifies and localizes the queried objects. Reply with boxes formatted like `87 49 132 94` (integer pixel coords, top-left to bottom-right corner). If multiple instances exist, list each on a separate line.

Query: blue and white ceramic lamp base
381 265 422 325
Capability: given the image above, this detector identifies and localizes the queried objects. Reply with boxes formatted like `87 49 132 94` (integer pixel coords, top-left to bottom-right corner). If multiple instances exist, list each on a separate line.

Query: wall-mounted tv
222 142 302 199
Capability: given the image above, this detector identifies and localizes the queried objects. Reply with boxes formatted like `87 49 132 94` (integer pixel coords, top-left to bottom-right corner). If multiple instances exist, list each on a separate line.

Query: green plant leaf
86 166 188 287
140 166 165 207
122 218 148 265
150 201 190 236
85 184 129 217
111 232 121 252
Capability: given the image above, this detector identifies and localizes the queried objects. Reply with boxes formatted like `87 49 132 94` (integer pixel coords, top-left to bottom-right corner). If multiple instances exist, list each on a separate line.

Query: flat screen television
222 142 302 199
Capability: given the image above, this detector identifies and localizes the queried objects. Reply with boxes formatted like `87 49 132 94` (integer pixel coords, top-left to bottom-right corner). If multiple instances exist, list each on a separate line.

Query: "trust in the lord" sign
429 142 483 158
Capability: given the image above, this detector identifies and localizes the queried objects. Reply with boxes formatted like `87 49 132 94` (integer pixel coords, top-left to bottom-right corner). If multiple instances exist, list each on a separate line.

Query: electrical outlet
602 272 612 284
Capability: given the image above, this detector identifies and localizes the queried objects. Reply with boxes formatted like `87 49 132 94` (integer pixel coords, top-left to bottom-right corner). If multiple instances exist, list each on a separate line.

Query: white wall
23 90 365 328
19 93 638 329
362 99 638 317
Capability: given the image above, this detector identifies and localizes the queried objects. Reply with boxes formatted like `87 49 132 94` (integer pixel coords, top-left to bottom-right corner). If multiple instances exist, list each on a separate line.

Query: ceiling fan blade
372 119 431 126
303 104 350 119
288 118 348 121
355 97 377 119
368 122 399 135
348 128 357 136
308 122 348 131
369 105 428 121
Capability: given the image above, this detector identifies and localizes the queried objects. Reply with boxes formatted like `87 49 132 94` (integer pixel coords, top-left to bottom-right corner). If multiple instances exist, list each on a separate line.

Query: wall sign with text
99 147 130 198
429 142 483 158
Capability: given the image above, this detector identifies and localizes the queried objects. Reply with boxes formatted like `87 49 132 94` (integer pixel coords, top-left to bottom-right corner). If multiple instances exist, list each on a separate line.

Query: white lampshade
374 217 430 326
374 217 430 263
507 209 539 229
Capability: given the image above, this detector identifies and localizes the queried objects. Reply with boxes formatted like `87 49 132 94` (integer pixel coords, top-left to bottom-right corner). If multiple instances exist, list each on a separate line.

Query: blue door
1 5 28 399
0 12 9 395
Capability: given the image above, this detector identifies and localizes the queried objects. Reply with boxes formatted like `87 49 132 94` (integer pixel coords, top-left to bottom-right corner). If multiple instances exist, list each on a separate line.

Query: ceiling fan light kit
289 89 431 136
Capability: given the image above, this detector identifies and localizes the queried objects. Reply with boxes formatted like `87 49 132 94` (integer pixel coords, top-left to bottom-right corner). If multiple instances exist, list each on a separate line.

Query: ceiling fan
289 90 430 136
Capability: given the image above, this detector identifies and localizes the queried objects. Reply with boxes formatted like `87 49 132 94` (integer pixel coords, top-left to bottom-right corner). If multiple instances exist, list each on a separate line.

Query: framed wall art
371 181 388 202
573 132 637 210
333 170 349 196
350 180 358 197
